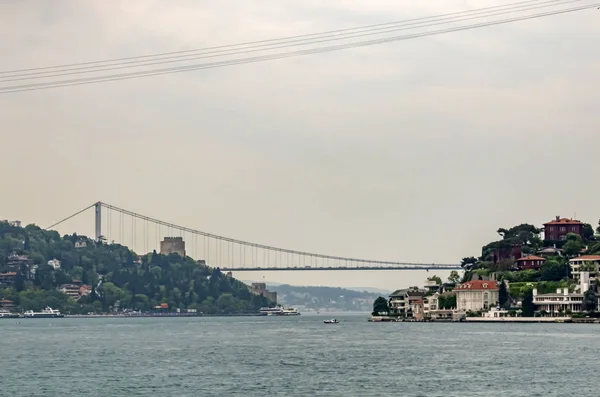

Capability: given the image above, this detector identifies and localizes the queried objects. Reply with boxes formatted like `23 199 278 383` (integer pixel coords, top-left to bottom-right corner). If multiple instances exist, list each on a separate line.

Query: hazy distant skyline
1 1 599 290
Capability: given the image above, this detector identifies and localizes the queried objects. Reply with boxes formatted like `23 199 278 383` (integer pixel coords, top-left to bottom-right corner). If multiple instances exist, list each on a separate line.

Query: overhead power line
0 1 597 94
0 0 584 83
0 0 575 78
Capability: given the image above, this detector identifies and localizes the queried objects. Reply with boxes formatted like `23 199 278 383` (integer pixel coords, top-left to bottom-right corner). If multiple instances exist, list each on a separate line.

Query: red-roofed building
455 280 499 312
544 216 584 241
0 299 15 311
0 272 17 286
516 255 546 270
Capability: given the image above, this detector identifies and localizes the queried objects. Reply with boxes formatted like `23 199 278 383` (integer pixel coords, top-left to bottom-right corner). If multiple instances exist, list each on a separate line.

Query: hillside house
516 255 546 270
544 216 584 241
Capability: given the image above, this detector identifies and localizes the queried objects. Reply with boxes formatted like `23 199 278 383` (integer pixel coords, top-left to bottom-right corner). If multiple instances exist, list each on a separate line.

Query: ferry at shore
259 305 301 316
0 309 20 319
23 307 64 318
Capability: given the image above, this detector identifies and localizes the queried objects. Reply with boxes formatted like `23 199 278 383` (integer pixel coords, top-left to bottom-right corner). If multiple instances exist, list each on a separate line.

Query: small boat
324 319 339 324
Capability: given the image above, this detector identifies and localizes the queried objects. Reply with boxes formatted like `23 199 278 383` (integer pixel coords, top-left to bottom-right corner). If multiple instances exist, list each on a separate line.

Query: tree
460 257 478 269
427 275 442 285
498 281 509 308
448 271 460 284
563 234 583 257
583 287 597 312
438 294 456 310
372 296 389 315
583 224 595 241
498 224 542 247
521 289 534 317
540 258 569 281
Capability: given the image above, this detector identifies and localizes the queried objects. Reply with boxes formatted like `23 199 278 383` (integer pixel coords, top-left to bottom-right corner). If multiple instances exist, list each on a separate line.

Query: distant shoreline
63 313 264 318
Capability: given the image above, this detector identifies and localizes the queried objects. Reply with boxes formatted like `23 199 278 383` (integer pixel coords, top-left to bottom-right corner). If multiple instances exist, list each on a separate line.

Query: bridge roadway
219 265 462 271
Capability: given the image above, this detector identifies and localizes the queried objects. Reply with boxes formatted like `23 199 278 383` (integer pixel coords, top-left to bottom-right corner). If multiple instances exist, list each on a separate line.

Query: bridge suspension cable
42 201 461 270
96 202 459 269
1 0 597 94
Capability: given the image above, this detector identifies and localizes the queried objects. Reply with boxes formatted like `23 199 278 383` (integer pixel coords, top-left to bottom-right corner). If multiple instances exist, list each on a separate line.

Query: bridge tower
94 202 102 241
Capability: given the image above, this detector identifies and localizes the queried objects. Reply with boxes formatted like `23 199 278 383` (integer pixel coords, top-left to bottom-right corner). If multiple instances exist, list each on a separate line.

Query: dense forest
0 221 270 314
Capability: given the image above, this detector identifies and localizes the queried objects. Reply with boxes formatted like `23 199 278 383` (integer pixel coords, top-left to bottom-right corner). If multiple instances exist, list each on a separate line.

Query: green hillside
0 221 270 314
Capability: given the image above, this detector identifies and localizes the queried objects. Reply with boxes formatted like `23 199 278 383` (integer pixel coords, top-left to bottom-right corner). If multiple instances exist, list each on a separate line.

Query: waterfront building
423 292 454 319
483 307 511 318
0 299 15 311
532 288 583 314
455 280 499 312
388 286 425 317
532 272 595 315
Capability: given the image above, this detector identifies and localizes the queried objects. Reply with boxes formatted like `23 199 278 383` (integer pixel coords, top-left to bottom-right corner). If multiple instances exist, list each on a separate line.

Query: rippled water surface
2 314 599 396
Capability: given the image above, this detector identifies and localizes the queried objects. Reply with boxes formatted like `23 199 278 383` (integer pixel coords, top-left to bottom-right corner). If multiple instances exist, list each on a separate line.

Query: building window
572 226 578 232
560 227 566 232
549 226 555 231
560 235 567 241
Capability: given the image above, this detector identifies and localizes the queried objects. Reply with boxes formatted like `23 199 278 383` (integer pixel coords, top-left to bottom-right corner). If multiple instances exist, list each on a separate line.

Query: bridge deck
219 266 461 271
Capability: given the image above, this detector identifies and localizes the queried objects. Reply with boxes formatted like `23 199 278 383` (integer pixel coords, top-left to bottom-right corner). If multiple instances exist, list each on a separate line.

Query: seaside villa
454 280 499 312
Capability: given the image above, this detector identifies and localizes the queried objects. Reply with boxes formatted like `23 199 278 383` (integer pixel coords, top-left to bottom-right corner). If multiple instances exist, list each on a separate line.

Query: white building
74 240 87 249
532 272 595 315
47 259 61 270
570 255 600 282
533 288 583 314
483 307 511 318
455 280 499 312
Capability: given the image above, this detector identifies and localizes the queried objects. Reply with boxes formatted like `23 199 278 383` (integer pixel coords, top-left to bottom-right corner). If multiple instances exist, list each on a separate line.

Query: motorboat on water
259 305 301 316
23 307 64 318
324 319 339 324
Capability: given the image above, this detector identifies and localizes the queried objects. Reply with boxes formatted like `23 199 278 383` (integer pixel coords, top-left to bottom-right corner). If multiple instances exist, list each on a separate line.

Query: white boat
23 307 64 318
282 307 300 316
259 305 301 316
0 309 20 319
324 319 339 324
260 306 284 316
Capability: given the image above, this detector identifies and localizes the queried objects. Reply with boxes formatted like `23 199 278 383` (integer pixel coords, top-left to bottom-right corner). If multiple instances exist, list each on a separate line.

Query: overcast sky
1 1 599 291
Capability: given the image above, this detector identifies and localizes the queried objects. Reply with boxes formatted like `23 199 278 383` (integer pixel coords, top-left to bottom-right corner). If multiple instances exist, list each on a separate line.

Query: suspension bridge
46 202 461 272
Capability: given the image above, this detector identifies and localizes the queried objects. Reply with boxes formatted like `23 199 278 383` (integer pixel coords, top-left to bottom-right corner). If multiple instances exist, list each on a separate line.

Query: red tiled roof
0 272 17 276
544 217 582 225
456 280 499 291
0 299 14 303
516 255 546 262
570 255 600 261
